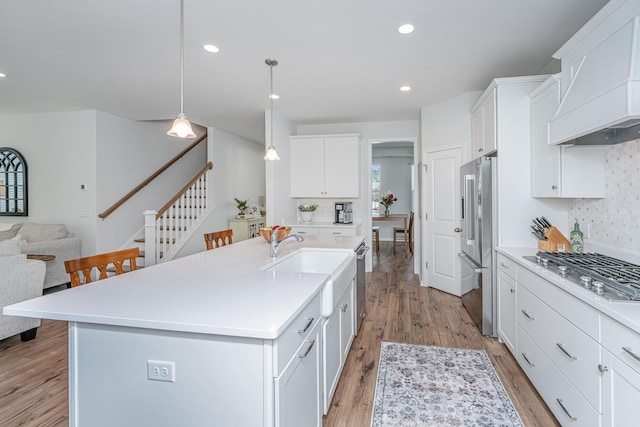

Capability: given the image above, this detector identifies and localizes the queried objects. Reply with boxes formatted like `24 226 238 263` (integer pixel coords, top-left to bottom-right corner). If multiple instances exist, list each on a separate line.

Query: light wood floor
0 242 559 427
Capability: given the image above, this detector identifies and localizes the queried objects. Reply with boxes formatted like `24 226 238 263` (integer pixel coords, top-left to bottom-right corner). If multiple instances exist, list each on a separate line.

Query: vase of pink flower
379 191 397 217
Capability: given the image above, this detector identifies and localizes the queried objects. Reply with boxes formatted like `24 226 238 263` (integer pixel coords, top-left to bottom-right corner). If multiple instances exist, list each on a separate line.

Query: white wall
266 111 297 225
421 92 481 160
0 111 98 254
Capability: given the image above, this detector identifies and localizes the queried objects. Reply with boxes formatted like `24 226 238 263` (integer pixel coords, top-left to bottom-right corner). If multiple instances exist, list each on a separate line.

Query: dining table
372 213 408 254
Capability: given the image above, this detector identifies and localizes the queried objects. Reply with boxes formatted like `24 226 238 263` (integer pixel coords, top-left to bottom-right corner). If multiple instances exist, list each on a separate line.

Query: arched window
0 147 28 216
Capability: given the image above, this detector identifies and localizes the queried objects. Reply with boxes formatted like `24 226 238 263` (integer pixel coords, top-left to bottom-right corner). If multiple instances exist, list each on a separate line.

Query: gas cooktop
523 251 640 302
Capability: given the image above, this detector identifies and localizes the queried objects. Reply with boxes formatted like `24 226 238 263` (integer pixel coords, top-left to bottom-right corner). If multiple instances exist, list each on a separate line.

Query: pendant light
167 0 196 138
264 58 280 160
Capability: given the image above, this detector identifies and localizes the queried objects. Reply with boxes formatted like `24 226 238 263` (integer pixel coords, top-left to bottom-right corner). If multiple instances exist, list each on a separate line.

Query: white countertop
497 247 640 334
3 235 365 340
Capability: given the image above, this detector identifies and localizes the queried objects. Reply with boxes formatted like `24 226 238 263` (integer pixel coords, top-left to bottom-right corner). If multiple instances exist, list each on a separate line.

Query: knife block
538 226 571 252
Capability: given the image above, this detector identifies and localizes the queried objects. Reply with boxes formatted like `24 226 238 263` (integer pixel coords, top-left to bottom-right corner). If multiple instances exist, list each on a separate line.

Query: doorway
365 138 420 275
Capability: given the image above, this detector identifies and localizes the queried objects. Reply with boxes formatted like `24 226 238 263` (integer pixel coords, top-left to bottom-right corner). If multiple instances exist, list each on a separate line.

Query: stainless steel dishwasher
355 242 369 334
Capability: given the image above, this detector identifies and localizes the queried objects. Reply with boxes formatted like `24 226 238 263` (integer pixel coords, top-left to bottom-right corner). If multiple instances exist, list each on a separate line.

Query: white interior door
424 147 462 296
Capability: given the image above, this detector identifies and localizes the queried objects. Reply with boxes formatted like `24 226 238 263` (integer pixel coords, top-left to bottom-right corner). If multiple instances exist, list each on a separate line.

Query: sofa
0 240 45 341
0 223 82 289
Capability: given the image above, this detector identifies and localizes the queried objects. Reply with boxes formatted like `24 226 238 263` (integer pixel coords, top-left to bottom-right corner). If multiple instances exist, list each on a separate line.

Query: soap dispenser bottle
570 219 584 254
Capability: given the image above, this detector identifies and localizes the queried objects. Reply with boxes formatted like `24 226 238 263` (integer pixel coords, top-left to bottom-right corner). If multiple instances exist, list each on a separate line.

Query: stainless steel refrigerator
458 157 496 336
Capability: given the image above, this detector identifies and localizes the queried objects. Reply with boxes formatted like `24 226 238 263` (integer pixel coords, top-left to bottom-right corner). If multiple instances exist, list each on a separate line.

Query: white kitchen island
4 235 364 427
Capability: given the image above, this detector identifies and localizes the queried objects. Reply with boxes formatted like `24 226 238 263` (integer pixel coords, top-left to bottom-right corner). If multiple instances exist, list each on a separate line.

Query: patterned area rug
371 342 524 427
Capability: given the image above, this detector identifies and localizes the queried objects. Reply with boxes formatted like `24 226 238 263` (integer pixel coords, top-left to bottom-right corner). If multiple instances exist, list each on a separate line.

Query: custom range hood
549 0 640 146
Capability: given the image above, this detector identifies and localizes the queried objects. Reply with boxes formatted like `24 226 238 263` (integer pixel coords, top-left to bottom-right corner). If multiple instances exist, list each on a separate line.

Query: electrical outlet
147 360 175 382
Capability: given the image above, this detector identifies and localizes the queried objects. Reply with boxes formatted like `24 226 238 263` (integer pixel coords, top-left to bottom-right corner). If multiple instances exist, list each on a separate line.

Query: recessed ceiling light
398 23 415 35
203 44 220 53
269 94 280 100
0 73 6 78
400 86 411 92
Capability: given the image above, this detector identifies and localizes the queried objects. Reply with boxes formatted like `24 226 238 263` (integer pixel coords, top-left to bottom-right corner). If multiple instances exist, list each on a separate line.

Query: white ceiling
0 0 608 143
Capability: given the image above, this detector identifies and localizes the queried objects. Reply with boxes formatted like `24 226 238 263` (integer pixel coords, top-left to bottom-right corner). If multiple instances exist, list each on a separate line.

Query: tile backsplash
570 138 640 254
293 198 361 223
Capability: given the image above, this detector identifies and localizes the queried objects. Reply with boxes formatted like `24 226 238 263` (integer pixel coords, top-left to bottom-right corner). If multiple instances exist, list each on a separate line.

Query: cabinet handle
297 317 314 334
298 339 316 358
556 343 577 361
478 148 483 152
500 262 509 268
341 304 348 312
622 347 640 362
521 353 535 367
333 232 342 235
510 288 515 293
552 185 558 190
556 399 577 421
598 364 609 373
521 309 535 320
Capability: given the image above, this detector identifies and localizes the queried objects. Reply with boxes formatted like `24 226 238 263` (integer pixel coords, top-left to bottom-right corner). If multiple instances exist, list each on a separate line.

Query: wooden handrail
156 162 213 219
98 133 208 219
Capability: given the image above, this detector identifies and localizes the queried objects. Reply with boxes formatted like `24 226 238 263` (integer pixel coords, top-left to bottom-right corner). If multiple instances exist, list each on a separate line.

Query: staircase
136 162 213 267
98 132 211 269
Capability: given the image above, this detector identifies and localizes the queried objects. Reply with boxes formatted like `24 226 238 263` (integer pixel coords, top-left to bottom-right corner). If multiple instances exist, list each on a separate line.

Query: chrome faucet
270 231 304 258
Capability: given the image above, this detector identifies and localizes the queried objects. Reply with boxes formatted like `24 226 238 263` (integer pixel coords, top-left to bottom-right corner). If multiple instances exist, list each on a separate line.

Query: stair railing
99 133 207 220
144 162 213 266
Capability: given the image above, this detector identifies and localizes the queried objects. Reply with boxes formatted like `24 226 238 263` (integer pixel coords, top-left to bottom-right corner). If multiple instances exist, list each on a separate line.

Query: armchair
0 243 45 341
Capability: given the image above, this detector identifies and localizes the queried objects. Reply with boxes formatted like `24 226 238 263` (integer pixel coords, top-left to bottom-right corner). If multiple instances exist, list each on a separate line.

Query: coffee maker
334 202 353 224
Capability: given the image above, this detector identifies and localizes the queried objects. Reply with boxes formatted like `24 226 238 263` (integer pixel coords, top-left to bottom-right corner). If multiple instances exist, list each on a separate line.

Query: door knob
454 227 462 233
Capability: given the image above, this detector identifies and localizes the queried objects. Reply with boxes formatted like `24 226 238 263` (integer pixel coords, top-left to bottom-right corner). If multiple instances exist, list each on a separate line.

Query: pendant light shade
167 0 197 139
264 58 280 161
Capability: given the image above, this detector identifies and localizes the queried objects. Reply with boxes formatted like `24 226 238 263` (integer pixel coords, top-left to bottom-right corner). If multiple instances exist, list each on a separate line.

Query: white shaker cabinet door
290 137 325 197
496 268 517 355
275 320 322 427
601 350 640 427
323 136 359 198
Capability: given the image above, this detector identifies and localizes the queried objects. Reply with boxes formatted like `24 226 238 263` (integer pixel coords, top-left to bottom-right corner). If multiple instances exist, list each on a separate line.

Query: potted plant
234 198 249 218
298 203 318 223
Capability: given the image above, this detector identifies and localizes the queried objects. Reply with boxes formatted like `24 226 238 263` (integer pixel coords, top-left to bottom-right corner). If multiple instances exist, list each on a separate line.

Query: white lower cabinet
322 280 355 414
515 263 601 426
496 254 517 355
601 315 640 427
517 326 600 426
275 319 322 427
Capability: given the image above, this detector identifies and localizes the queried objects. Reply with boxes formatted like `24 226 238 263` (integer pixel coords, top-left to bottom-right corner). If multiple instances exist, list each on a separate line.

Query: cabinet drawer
518 266 600 340
602 315 640 375
289 227 319 236
319 227 356 236
518 285 601 409
518 327 600 427
497 253 517 280
273 293 322 375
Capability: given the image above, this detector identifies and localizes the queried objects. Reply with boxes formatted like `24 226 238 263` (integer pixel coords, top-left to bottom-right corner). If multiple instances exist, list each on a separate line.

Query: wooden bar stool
372 226 380 253
204 229 233 250
64 247 139 287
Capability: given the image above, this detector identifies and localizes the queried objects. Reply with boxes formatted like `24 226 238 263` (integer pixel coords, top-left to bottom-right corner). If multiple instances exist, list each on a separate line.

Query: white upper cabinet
530 75 606 198
290 134 360 198
549 0 640 145
470 88 496 159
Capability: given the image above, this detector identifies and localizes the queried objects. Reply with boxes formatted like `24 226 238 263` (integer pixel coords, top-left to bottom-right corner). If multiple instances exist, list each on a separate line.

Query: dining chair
204 229 234 250
372 226 380 253
64 247 139 287
393 212 414 255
